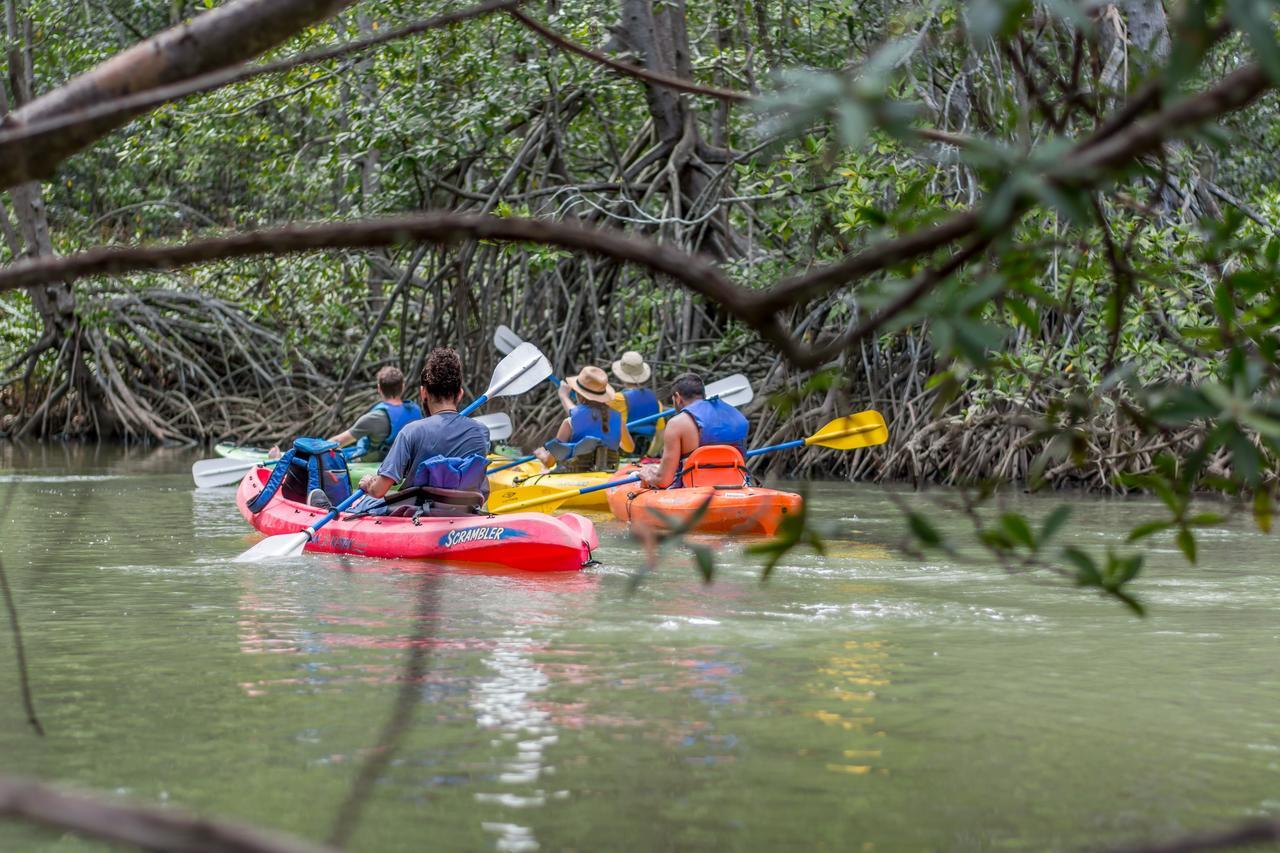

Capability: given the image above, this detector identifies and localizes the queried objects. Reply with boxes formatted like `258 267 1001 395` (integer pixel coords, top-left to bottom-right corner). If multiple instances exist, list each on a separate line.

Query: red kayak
236 468 597 572
606 446 802 536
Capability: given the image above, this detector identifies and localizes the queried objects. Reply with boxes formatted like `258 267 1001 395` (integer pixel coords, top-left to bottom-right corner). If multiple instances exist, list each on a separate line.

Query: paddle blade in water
492 324 525 356
192 457 258 488
487 342 552 399
475 412 513 441
704 373 753 408
233 531 310 562
808 411 889 450
487 483 578 515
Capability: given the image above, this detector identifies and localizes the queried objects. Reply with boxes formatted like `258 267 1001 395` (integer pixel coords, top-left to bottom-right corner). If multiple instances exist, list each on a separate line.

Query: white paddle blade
192 457 257 488
488 342 553 398
704 373 753 408
475 412 513 441
492 324 525 356
233 531 311 563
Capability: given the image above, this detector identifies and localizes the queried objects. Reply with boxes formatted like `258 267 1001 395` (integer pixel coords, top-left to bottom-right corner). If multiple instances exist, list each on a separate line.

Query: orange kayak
605 451 802 536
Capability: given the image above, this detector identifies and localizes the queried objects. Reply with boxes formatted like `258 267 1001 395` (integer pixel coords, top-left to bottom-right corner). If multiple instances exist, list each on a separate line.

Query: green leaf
689 543 715 583
1062 547 1101 587
907 512 942 547
1127 519 1174 542
999 512 1036 550
1108 553 1145 587
1005 298 1040 335
1254 489 1273 534
1176 527 1197 564
1039 505 1072 545
1227 0 1280 83
1107 587 1147 617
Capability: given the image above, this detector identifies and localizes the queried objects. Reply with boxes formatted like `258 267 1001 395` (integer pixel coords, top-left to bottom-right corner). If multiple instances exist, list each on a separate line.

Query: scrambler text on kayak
439 526 524 548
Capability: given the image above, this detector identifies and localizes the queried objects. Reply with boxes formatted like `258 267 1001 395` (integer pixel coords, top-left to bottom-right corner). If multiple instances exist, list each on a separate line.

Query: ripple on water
0 473 133 483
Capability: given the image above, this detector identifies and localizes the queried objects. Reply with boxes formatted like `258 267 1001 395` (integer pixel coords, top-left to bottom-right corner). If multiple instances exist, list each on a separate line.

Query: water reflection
808 639 892 777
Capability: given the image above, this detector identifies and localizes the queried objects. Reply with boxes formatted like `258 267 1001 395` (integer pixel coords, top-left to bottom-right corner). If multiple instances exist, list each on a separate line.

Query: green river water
0 442 1277 851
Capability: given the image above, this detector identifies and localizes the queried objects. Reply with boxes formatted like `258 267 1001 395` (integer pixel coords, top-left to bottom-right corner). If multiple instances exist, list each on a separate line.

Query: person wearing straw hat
534 365 633 473
612 350 660 457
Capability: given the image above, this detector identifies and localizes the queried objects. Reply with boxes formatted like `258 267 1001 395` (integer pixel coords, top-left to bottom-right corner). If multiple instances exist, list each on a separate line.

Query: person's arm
361 427 413 496
332 411 389 449
556 381 574 414
358 472 396 498
533 418 573 467
620 420 634 454
641 413 693 487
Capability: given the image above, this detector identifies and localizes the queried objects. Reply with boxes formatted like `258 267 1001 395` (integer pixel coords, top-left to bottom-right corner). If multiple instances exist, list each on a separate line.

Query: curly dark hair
420 347 464 401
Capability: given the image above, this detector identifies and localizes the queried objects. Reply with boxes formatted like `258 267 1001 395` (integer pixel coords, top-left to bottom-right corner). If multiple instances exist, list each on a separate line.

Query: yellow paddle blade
488 483 583 515
805 411 889 450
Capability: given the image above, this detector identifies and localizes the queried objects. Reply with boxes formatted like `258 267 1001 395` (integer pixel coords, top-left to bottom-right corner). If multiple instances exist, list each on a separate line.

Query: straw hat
611 350 652 384
566 365 617 404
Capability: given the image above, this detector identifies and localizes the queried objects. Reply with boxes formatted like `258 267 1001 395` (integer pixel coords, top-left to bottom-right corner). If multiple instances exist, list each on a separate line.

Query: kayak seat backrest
681 445 750 488
380 485 486 519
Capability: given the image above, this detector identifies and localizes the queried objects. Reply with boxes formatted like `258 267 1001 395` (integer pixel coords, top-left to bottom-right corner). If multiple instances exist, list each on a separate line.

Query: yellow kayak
486 460 614 511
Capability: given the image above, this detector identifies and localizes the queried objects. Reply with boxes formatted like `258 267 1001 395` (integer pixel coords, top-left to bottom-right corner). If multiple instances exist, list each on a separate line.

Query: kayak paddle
487 410 888 515
492 324 561 385
486 436 602 475
234 489 366 562
191 412 514 488
626 374 754 429
459 342 553 415
744 411 888 456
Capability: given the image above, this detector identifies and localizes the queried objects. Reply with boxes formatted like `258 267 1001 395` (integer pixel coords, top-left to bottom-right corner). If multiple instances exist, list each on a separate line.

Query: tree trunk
615 0 739 259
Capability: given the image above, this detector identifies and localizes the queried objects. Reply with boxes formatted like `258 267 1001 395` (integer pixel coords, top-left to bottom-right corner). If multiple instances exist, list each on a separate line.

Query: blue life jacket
683 398 748 451
569 403 623 451
409 454 489 491
370 400 423 450
247 437 351 513
622 388 660 436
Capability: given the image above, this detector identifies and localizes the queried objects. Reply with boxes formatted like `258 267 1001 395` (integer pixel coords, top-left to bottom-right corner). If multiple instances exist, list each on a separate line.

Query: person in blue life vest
611 350 661 457
533 365 633 473
339 347 491 513
639 372 749 488
267 365 421 464
327 365 422 462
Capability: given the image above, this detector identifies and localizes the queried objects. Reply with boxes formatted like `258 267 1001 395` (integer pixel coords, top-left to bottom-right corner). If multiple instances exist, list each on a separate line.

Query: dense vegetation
1 1 1279 596
2 2 1280 848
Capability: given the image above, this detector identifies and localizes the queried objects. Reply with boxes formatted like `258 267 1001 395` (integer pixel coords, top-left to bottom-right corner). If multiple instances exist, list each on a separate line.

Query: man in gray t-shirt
355 347 490 502
329 366 422 463
375 412 490 495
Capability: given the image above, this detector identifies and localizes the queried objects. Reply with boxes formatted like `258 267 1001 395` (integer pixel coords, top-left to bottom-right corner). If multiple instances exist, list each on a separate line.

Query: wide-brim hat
612 350 652 384
566 365 617 404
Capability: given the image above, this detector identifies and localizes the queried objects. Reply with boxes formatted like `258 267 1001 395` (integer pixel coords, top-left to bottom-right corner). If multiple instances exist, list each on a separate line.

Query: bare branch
508 7 751 102
0 0 363 190
0 212 745 307
1102 819 1280 853
0 775 339 853
0 485 41 735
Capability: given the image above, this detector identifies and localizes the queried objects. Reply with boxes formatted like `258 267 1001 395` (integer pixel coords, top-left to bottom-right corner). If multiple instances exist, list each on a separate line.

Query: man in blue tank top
328 366 423 462
612 350 660 457
639 372 749 488
355 348 491 502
